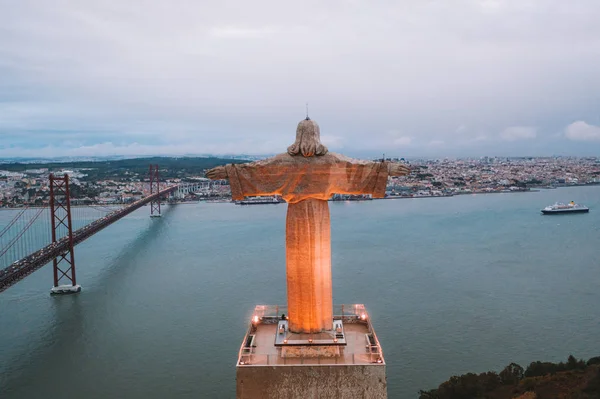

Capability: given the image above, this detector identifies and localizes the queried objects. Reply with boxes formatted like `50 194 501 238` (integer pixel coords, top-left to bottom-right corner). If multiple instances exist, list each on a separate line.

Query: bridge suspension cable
0 206 30 239
0 207 46 260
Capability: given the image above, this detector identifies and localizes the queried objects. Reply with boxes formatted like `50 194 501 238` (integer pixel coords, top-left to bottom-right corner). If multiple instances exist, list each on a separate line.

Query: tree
587 356 600 366
416 173 434 179
567 354 586 370
525 361 558 377
568 355 578 369
500 363 524 385
433 372 500 399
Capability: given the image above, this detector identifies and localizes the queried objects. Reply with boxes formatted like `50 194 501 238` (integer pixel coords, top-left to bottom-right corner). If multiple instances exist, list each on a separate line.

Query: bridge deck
0 186 177 293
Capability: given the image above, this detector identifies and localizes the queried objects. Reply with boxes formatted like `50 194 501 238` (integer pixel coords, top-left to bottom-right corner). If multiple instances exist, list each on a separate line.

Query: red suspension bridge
0 165 178 294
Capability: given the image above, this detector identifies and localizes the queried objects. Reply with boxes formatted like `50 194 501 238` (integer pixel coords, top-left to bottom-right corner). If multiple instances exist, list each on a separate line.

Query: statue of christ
207 118 409 334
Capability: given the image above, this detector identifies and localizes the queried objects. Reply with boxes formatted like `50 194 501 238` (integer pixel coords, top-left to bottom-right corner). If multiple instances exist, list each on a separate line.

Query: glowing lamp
376 358 383 364
333 338 338 343
360 313 367 321
252 315 259 324
308 338 313 343
283 339 288 344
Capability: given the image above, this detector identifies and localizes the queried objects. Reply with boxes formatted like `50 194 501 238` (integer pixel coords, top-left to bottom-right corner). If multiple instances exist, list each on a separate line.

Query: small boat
541 201 589 214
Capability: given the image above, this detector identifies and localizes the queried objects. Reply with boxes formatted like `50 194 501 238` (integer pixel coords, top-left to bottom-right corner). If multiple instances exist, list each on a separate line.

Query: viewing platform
236 304 387 399
237 304 385 367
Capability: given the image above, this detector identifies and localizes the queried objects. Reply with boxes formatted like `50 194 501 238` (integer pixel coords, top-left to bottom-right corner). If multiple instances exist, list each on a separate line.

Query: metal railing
247 304 372 320
237 304 385 366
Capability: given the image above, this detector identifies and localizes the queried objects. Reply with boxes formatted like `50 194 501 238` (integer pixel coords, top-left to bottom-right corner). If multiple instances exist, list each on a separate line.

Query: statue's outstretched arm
329 156 411 197
206 165 228 180
206 155 283 181
387 162 411 177
206 156 288 200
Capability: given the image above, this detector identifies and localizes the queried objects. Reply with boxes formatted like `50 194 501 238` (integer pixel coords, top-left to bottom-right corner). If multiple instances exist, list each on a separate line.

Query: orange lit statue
207 118 409 333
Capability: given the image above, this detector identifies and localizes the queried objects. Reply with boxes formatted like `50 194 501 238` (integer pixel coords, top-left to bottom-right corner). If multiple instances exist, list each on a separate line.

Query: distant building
24 168 48 174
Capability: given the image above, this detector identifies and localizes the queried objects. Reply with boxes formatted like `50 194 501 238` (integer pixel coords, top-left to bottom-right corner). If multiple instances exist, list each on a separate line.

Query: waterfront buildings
1 157 599 206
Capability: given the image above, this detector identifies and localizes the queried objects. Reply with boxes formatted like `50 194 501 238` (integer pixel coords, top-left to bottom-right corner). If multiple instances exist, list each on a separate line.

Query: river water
1 186 599 398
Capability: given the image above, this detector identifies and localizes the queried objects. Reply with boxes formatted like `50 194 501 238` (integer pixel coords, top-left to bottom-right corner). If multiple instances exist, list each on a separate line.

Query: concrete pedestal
237 364 387 399
50 284 81 295
236 304 387 399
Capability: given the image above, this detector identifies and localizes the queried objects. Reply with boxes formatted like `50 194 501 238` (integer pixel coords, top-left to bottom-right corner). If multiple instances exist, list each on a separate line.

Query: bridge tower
149 164 161 218
49 174 81 295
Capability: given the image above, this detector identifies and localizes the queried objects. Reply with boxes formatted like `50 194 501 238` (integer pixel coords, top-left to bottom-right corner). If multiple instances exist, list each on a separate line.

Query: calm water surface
1 187 600 398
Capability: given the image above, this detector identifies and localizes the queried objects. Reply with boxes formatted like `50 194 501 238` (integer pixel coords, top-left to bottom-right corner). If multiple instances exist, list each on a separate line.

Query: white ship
541 201 589 214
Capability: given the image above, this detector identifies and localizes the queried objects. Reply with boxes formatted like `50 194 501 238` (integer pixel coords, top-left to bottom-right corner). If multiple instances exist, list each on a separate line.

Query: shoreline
1 184 598 210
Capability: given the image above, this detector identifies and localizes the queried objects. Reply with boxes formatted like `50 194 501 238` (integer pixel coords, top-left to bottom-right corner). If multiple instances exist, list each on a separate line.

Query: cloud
321 135 343 147
0 139 290 158
209 26 276 39
500 126 537 141
384 130 412 147
393 137 412 146
1 1 600 157
428 140 445 146
565 121 600 142
455 125 467 134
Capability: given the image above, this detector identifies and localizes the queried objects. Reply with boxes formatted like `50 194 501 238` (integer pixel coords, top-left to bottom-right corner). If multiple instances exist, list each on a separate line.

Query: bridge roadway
0 186 177 293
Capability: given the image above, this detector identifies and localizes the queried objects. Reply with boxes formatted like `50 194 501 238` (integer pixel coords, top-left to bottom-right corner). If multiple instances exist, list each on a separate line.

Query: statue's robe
226 153 389 333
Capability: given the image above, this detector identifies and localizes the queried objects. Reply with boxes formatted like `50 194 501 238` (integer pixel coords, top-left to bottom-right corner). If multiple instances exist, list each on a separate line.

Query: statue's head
287 117 328 157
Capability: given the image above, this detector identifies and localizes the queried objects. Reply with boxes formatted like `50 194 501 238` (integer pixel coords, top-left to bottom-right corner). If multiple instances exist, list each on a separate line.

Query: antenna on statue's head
305 103 310 120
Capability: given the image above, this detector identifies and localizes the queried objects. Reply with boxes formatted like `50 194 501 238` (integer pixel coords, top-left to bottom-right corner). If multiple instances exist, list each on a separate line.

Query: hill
419 355 600 399
0 156 247 181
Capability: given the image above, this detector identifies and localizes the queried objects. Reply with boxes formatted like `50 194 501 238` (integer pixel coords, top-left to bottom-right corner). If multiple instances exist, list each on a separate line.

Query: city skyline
2 1 600 158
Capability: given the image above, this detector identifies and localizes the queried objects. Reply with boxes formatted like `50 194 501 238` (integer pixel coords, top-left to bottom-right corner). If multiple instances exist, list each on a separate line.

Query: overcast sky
1 0 600 159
